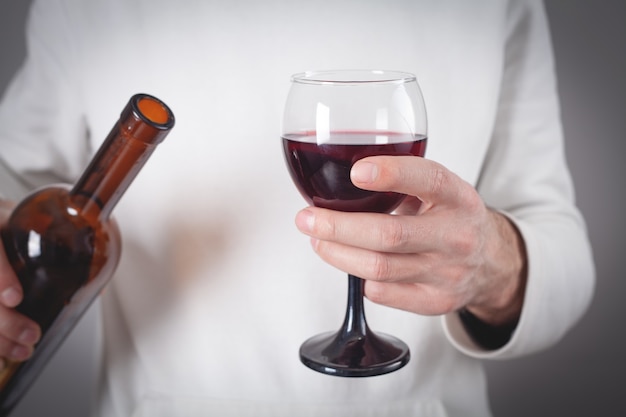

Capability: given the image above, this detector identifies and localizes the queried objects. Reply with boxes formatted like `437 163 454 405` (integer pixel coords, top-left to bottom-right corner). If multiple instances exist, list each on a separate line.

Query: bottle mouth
132 93 175 129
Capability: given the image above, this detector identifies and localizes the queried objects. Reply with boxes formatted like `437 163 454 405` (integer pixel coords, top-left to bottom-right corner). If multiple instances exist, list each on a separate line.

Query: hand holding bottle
0 94 174 416
0 201 40 369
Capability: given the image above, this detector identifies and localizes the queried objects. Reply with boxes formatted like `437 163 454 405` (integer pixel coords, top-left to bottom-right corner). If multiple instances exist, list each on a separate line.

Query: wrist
467 210 528 327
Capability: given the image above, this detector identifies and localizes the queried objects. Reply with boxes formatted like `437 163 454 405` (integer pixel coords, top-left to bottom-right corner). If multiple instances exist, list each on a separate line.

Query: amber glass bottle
0 93 175 415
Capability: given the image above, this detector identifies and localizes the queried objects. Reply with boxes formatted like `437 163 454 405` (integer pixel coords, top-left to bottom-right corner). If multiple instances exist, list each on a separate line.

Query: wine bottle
0 93 175 415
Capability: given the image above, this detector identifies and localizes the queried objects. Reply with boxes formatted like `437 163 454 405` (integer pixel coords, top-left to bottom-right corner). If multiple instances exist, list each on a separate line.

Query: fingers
0 255 39 362
364 280 462 316
0 305 40 362
309 236 430 283
296 207 437 255
0 200 23 308
0 274 22 310
0 239 23 310
0 200 40 362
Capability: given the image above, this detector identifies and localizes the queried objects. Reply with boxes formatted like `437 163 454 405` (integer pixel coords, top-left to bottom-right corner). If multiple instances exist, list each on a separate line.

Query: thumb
351 155 464 206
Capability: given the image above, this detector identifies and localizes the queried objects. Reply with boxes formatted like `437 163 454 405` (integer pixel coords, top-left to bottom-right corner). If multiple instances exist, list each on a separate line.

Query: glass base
299 330 410 377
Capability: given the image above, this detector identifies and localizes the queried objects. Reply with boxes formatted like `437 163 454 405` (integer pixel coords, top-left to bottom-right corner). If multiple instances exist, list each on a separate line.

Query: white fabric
0 0 594 416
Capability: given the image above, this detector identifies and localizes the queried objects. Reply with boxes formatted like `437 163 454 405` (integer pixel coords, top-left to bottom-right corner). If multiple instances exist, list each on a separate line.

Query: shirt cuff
442 311 514 359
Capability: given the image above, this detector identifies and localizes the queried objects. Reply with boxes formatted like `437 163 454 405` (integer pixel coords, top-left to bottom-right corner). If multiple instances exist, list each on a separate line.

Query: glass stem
341 274 370 338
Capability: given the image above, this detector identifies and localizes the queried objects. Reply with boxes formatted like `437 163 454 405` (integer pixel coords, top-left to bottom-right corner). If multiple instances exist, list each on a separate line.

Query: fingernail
295 209 315 233
1 287 21 307
19 327 39 345
351 161 377 184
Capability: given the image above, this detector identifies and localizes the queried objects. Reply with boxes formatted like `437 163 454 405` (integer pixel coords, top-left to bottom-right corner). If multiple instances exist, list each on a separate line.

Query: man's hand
295 156 527 327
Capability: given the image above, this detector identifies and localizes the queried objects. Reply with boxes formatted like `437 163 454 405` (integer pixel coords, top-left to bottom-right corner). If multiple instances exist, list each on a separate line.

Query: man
0 1 594 416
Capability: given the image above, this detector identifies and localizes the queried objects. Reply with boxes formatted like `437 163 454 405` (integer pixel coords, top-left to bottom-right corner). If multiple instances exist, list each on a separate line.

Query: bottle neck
70 94 174 221
70 133 156 220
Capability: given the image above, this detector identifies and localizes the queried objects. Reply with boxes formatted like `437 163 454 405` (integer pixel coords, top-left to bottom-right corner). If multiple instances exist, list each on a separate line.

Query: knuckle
367 252 393 281
376 159 400 188
425 287 461 315
316 213 338 239
462 187 485 214
380 218 408 250
450 228 476 255
447 265 468 288
428 165 449 195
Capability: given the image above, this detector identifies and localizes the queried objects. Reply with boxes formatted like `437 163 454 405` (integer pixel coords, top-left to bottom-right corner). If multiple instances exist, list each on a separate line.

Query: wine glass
282 70 427 377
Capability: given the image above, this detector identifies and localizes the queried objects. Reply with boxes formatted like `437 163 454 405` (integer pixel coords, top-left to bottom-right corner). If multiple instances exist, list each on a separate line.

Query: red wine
282 132 427 213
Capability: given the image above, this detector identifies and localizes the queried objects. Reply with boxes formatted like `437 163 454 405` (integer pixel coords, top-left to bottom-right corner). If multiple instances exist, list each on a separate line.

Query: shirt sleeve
0 0 90 201
442 0 596 359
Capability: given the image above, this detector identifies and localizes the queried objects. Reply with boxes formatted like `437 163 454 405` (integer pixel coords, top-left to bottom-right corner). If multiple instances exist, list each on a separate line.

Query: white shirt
0 0 595 416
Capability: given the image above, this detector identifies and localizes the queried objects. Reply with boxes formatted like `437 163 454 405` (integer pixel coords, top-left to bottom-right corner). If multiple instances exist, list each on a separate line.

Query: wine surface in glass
282 131 427 213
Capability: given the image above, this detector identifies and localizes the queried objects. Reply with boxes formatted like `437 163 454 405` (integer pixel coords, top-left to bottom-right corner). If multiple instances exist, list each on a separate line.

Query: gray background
1 1 624 416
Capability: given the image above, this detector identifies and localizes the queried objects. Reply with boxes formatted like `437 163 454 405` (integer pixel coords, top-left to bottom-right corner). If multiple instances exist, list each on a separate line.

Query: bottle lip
130 93 175 130
291 70 417 85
